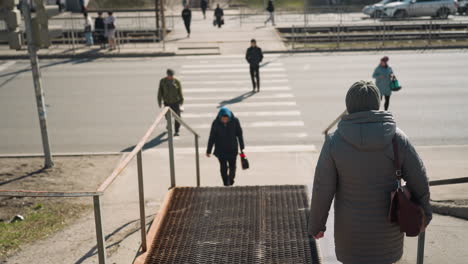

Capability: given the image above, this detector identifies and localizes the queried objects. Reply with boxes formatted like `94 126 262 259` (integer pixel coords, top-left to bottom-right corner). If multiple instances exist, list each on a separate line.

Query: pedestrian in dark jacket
245 39 264 92
309 81 432 264
182 5 192 38
265 0 275 26
94 12 106 48
201 0 208 19
158 69 184 136
206 107 245 186
214 4 224 28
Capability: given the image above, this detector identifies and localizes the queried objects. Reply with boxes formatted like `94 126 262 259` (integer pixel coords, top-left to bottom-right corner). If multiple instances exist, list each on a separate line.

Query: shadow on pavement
74 214 155 264
121 132 168 152
218 91 256 108
0 167 46 186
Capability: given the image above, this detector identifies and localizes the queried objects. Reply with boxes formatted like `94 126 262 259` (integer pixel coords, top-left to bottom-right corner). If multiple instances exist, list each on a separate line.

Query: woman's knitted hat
345 81 381 114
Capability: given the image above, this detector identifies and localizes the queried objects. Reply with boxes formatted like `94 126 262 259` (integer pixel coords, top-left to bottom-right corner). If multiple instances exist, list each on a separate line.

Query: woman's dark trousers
218 157 236 186
384 96 390 110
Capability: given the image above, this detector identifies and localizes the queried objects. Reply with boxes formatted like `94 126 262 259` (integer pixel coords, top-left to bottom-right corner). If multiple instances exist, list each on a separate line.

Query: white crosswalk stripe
175 58 312 148
185 93 294 100
182 63 283 68
0 61 16 72
184 102 296 108
182 110 301 118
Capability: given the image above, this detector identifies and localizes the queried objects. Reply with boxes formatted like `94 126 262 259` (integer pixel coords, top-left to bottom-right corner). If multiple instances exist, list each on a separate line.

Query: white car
384 0 457 19
363 0 403 18
458 0 468 14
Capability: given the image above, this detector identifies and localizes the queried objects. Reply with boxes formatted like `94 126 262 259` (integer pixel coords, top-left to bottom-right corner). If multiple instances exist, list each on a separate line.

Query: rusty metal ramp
138 185 321 264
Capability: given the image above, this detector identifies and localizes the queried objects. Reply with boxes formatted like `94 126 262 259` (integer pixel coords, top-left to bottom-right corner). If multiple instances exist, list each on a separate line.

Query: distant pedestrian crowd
80 11 117 50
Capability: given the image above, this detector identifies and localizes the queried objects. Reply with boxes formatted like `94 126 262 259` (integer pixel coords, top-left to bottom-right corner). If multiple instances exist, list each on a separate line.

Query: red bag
388 136 425 237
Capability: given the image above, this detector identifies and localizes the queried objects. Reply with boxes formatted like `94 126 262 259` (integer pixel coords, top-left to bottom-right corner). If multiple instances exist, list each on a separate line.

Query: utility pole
21 0 54 168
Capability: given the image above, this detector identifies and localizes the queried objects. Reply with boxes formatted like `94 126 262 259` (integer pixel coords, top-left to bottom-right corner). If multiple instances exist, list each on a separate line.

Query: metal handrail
323 109 347 136
0 107 201 264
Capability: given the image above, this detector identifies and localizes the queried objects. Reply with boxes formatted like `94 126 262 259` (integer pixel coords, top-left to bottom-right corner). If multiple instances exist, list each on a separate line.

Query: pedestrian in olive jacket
158 69 184 136
206 107 245 186
373 56 394 110
309 81 432 264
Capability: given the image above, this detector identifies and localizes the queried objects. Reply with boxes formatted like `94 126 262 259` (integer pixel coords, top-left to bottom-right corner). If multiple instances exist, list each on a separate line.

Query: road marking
182 63 283 68
184 101 297 108
181 68 285 74
179 74 288 79
147 144 317 154
183 79 289 85
185 93 294 100
0 61 16 72
193 121 304 129
180 54 281 59
182 110 302 118
184 87 291 93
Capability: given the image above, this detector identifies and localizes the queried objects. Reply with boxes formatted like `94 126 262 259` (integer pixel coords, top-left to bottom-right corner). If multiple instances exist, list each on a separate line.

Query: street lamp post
21 1 54 168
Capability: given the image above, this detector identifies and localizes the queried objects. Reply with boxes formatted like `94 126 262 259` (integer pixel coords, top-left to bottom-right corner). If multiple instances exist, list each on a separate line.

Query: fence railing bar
169 108 200 137
429 177 468 186
97 107 169 193
0 190 100 197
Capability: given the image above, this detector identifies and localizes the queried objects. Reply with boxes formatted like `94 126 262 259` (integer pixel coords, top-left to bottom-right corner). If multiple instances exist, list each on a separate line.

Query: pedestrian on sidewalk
264 0 275 26
94 11 106 48
182 5 192 38
309 81 432 264
245 39 264 92
214 4 224 28
104 11 117 50
373 56 395 111
206 107 245 187
201 0 208 19
158 69 184 137
83 12 94 46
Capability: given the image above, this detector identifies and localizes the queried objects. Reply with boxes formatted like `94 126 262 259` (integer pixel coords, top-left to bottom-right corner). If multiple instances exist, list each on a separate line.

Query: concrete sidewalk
0 8 286 59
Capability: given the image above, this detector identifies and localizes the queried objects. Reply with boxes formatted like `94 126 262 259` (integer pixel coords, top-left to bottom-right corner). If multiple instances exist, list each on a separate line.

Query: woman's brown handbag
388 136 426 237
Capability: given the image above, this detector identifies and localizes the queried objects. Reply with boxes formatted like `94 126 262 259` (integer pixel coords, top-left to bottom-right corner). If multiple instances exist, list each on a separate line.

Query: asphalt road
1 50 467 154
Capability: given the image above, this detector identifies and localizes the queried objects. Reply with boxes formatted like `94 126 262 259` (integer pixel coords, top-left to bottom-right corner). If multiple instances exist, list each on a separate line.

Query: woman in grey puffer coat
309 81 432 264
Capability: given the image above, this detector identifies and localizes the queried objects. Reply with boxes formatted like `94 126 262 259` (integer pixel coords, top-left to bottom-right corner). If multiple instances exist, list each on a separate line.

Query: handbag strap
392 136 403 181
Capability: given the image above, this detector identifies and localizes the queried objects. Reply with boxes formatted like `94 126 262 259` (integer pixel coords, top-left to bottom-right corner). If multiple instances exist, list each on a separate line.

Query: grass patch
0 203 89 259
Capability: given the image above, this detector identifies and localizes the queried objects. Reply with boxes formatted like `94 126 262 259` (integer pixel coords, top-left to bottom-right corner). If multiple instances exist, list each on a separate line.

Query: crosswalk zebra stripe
184 102 297 108
181 68 285 74
185 93 294 101
179 74 288 79
182 63 283 68
183 79 288 85
192 121 304 129
184 87 291 93
182 110 301 118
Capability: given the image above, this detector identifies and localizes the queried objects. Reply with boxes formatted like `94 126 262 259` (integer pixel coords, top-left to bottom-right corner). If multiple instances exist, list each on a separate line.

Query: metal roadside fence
0 107 201 264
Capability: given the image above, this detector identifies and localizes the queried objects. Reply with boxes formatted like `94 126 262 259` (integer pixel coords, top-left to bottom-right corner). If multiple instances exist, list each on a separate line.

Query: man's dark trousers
218 157 236 186
184 20 191 34
165 103 181 133
250 64 260 90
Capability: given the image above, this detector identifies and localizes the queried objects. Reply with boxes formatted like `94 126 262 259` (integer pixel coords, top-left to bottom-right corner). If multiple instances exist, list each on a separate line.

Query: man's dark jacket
214 7 224 17
182 8 192 22
207 113 245 160
246 46 264 66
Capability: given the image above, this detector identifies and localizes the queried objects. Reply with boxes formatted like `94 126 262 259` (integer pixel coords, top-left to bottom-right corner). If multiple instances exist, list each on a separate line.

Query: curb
1 46 466 60
0 152 122 158
431 201 468 221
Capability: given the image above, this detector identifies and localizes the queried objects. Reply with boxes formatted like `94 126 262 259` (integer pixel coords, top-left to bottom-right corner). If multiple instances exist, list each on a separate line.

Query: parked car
363 0 403 18
384 0 457 19
458 0 468 14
